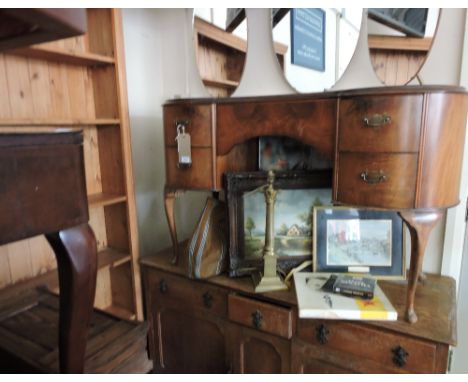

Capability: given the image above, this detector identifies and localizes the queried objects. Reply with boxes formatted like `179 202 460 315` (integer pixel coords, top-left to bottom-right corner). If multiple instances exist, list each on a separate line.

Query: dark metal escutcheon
202 292 213 308
392 345 409 367
251 310 263 329
159 279 168 294
316 324 330 345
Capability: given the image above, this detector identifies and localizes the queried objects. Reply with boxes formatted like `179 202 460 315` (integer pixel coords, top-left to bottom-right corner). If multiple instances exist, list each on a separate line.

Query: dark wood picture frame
225 170 333 277
313 206 406 279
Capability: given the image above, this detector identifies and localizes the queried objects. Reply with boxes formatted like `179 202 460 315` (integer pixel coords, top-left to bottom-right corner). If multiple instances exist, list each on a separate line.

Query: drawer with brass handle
145 268 228 318
336 152 418 209
338 95 423 153
297 319 438 373
228 294 293 339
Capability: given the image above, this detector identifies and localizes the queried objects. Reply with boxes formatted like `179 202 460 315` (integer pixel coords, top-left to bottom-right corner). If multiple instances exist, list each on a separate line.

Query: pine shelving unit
0 9 143 321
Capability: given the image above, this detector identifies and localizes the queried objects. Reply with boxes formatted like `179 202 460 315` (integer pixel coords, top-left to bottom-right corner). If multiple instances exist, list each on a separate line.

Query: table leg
399 209 443 324
46 223 97 373
164 186 180 265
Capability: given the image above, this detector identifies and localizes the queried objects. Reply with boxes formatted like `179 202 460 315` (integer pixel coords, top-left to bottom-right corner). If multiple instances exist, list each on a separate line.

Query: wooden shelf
9 45 115 66
104 304 136 321
0 118 120 127
88 193 127 208
98 248 131 269
368 35 432 52
202 77 239 89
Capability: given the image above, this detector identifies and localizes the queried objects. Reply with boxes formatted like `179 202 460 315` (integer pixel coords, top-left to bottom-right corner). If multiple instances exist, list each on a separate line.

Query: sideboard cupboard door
229 324 290 373
151 306 230 373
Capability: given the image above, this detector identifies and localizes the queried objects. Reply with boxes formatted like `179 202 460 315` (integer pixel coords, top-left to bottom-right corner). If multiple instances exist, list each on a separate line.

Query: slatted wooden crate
0 288 152 373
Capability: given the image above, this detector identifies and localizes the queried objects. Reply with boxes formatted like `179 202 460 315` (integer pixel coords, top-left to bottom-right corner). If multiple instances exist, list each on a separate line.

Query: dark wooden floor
0 287 152 373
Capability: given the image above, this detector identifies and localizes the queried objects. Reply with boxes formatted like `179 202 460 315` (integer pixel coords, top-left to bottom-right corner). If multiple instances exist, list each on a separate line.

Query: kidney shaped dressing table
162 85 468 324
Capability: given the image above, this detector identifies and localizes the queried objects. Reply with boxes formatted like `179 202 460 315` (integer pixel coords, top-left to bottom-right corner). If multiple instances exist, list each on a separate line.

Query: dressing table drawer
228 294 293 339
336 152 417 209
164 104 213 147
165 146 214 189
338 95 423 153
297 320 438 373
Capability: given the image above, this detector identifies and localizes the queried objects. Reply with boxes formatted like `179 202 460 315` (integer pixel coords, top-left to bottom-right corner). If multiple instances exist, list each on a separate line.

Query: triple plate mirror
192 8 440 96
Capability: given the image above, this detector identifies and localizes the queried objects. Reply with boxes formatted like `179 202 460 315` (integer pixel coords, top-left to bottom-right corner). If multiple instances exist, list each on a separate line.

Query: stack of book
294 272 397 321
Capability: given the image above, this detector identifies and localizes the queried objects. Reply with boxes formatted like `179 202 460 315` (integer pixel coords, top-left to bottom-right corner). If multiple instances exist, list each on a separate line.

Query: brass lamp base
252 271 289 293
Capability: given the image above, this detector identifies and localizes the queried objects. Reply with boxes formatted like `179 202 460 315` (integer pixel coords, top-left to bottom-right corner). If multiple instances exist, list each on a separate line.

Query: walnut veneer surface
162 85 468 325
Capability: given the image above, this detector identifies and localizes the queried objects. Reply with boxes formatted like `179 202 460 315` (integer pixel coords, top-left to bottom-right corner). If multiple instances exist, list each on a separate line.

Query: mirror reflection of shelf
194 15 286 97
367 8 440 86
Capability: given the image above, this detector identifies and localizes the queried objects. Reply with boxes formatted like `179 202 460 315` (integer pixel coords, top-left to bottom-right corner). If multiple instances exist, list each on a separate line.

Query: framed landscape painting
313 207 405 279
225 170 333 277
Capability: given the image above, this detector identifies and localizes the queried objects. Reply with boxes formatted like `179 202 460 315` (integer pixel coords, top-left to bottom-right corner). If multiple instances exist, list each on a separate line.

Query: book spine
334 287 374 299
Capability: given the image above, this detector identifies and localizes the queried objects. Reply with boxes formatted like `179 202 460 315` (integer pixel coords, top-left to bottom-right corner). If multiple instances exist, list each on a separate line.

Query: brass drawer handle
360 170 387 184
392 346 409 367
362 113 392 129
251 310 263 329
316 324 330 345
202 292 213 309
363 113 391 128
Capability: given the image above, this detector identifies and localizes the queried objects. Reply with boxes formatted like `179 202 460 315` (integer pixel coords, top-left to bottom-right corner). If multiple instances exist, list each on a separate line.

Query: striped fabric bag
187 197 228 279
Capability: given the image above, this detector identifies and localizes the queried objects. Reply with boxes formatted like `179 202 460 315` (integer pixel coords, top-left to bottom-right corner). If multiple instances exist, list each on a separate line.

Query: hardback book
294 272 397 321
322 274 376 299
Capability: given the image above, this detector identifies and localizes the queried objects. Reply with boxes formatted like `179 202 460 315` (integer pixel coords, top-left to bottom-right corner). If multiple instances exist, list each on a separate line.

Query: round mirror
271 8 363 92
193 8 248 97
367 8 440 86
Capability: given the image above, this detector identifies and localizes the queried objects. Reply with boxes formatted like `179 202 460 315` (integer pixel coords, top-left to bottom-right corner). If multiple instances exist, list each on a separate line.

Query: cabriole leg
399 209 444 324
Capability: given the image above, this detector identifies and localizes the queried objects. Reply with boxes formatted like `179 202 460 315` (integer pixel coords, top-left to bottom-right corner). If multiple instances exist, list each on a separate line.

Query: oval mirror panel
193 8 248 97
367 8 440 85
272 8 362 93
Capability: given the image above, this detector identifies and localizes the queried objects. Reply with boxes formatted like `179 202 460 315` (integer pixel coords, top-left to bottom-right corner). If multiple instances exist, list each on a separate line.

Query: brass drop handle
251 310 263 329
202 292 213 309
159 279 168 294
363 113 391 128
316 324 330 345
360 170 387 184
392 346 409 367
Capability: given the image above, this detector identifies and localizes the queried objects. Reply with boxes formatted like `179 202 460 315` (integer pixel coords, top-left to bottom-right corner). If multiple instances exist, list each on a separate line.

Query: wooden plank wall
370 49 426 85
0 36 108 289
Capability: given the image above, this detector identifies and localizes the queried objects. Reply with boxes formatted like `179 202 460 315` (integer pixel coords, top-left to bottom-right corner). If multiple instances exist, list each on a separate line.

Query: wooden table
0 132 97 373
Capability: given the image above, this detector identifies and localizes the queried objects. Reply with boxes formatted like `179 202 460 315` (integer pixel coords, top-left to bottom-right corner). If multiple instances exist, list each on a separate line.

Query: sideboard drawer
228 294 293 339
147 269 228 319
297 320 438 373
338 95 423 153
336 152 417 209
164 104 213 147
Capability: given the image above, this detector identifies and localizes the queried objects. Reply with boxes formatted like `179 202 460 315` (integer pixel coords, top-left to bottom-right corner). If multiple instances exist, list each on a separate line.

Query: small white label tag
176 130 191 168
348 266 370 273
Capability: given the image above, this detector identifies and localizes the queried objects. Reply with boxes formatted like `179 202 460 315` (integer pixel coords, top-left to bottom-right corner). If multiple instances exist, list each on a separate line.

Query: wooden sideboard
162 86 468 323
141 247 456 373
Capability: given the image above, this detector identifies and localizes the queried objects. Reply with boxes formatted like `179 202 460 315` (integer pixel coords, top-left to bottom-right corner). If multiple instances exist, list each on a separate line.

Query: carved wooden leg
46 223 97 373
399 209 444 324
164 186 179 265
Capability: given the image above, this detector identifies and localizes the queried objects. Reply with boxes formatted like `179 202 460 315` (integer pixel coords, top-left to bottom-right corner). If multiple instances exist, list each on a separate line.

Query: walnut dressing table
162 86 468 324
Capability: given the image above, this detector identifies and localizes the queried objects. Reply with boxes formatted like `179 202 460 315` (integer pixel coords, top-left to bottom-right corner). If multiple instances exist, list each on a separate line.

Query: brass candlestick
253 170 288 292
